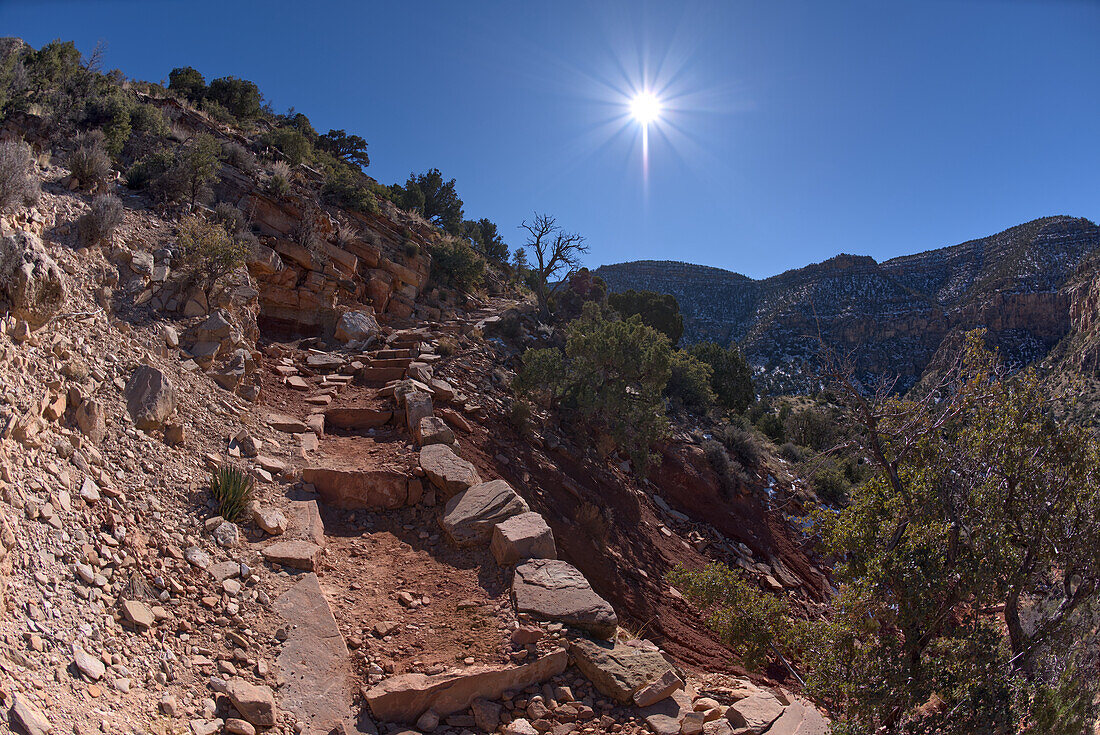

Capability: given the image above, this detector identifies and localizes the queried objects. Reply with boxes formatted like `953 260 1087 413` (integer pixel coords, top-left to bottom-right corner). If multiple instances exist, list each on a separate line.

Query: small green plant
0 139 40 213
76 194 124 247
221 141 257 174
402 239 421 258
436 336 459 356
67 134 112 191
267 161 291 196
210 464 254 521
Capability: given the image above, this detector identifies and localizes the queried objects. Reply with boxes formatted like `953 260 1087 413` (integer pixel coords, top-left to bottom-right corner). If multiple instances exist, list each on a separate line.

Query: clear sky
3 0 1098 278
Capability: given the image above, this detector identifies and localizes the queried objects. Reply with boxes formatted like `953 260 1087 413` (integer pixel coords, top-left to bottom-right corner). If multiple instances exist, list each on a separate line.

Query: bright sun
630 91 662 125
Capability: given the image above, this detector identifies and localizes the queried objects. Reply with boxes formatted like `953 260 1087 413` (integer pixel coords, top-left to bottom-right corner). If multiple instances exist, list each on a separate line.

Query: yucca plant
210 464 254 521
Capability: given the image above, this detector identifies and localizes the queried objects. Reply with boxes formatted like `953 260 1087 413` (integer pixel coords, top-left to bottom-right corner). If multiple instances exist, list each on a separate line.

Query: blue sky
3 0 1098 278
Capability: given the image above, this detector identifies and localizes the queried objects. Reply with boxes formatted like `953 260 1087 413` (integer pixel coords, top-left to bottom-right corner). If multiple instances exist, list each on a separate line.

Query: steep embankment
596 216 1100 392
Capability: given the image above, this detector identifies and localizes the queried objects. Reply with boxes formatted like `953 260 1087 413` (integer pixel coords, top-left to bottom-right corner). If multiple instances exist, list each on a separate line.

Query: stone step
359 366 408 384
369 348 416 359
363 648 568 724
512 559 618 639
303 464 421 510
323 406 393 430
368 357 415 369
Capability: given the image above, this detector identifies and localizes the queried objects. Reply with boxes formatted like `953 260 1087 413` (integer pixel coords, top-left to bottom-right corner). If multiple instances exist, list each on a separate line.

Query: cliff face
596 216 1100 392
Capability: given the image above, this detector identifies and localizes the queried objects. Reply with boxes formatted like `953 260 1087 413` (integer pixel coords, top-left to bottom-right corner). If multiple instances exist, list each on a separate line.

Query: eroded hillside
596 216 1100 392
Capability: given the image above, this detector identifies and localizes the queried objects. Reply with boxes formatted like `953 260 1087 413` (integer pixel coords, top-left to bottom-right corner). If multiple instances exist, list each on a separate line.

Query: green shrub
200 98 236 124
550 268 606 322
261 127 313 166
82 89 132 155
715 423 765 467
221 141 257 174
777 441 805 463
168 66 206 103
429 238 485 293
210 464 254 521
608 289 683 345
126 148 174 190
267 161 291 196
76 194 124 247
783 407 836 452
67 135 112 191
669 563 797 672
810 462 849 505
702 439 747 497
321 165 378 214
212 201 247 235
755 411 785 443
175 215 250 295
206 76 262 120
665 350 716 411
0 139 40 213
689 341 755 412
175 132 221 207
128 103 169 137
514 303 672 471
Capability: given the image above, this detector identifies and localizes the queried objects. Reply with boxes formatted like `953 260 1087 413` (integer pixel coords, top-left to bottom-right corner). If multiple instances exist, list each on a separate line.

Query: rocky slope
596 216 1100 392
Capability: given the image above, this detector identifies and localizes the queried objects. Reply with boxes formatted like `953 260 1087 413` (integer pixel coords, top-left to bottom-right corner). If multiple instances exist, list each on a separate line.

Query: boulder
0 231 67 328
124 365 176 431
302 465 413 510
74 398 106 444
334 309 380 344
513 559 617 639
419 444 481 497
632 668 685 707
441 480 530 547
405 391 433 435
226 679 277 728
725 691 785 734
417 416 454 446
490 512 556 566
10 694 51 735
363 648 567 723
569 637 675 703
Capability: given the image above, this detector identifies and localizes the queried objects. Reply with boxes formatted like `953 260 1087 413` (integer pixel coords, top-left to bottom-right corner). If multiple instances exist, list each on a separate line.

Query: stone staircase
254 302 825 735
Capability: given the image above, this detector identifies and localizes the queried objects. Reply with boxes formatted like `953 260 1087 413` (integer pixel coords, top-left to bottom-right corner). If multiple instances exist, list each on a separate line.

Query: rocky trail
0 144 828 735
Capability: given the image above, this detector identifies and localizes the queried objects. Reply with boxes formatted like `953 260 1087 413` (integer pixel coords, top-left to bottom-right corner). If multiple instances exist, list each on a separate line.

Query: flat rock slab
364 648 567 723
512 559 617 639
419 444 481 497
274 573 353 734
287 500 326 546
266 412 310 433
324 407 393 430
262 540 321 570
568 637 674 703
305 354 345 373
441 479 530 547
490 512 556 566
303 465 413 510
